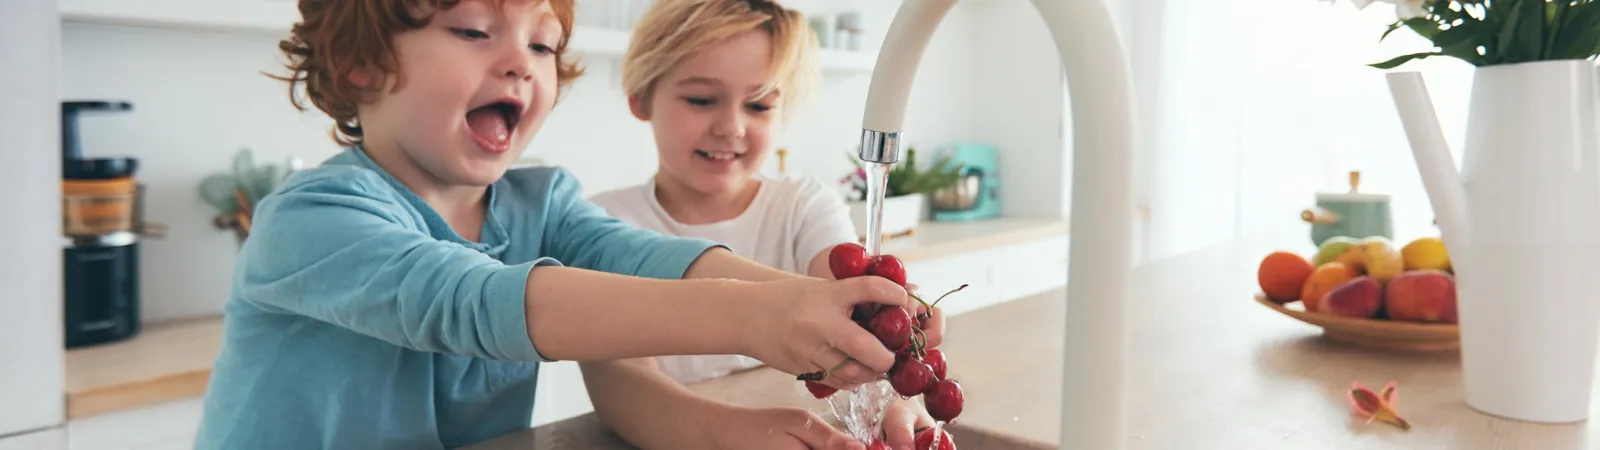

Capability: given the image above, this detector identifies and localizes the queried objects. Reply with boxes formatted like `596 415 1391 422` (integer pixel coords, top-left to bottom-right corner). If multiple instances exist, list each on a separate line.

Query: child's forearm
580 358 726 449
806 247 838 280
682 247 801 281
523 265 760 361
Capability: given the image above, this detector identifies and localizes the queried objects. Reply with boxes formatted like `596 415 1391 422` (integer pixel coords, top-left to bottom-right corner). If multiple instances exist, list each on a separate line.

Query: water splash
826 380 897 444
824 391 851 432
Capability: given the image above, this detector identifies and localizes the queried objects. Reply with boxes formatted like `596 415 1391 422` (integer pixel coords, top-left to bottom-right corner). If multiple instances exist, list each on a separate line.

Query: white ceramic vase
1389 60 1600 423
849 194 924 240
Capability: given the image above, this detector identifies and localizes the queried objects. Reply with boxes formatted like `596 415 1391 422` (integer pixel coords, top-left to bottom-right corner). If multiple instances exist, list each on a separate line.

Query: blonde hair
622 0 818 118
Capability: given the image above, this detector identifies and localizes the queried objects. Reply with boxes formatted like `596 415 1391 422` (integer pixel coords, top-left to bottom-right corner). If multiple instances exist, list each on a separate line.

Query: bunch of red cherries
799 242 966 449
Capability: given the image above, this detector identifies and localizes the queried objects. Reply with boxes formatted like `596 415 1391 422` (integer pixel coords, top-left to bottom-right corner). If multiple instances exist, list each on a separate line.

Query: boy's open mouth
466 99 523 152
695 150 743 161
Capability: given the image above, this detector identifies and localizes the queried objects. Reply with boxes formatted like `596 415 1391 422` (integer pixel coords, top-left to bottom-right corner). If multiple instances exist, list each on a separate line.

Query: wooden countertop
64 316 222 419
875 217 1068 262
60 217 1067 419
474 226 1600 450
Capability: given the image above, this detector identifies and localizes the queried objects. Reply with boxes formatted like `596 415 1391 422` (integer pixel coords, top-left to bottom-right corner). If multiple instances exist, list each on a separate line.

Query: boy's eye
746 102 773 113
529 43 555 54
685 97 714 107
451 28 490 40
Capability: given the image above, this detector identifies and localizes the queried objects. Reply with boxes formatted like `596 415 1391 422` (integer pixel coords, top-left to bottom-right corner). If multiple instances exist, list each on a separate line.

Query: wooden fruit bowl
1255 294 1460 352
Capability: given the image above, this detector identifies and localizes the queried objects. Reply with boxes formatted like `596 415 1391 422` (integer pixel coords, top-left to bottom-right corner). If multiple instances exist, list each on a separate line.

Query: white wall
1126 0 1474 261
970 2 1066 220
0 0 67 439
60 23 337 325
59 1 982 323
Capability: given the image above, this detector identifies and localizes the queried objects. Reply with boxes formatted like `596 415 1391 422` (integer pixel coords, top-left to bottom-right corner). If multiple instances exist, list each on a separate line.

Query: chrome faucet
858 1 1136 448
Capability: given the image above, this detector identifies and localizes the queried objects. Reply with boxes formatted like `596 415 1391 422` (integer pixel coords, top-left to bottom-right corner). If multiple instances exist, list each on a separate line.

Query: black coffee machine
61 101 164 348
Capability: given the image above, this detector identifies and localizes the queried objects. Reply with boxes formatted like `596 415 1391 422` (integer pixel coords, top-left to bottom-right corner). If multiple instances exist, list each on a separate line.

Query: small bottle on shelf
836 10 864 51
810 15 835 49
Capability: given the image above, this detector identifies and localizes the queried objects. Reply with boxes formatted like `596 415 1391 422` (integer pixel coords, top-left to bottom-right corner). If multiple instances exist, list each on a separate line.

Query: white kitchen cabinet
531 361 592 428
988 235 1071 304
0 428 64 450
65 400 202 450
904 236 1069 318
1 0 66 441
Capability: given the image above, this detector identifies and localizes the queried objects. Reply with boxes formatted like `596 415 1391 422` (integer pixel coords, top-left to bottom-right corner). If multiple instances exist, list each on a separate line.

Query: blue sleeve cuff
488 257 564 362
636 238 726 280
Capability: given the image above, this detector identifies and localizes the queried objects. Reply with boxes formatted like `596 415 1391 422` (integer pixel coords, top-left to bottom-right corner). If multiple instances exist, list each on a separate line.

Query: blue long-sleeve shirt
194 148 719 449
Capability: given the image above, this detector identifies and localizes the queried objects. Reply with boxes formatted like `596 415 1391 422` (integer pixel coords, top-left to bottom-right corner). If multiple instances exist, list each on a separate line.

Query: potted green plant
839 146 964 240
198 148 301 245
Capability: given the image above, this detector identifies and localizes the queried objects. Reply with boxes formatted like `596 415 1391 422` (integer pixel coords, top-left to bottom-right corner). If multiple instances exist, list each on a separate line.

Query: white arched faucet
855 1 1136 449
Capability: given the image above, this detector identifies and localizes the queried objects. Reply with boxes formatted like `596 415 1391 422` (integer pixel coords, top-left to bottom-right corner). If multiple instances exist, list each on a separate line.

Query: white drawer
903 234 1070 318
0 428 64 450
532 361 594 427
905 256 991 311
66 399 201 450
990 235 1071 301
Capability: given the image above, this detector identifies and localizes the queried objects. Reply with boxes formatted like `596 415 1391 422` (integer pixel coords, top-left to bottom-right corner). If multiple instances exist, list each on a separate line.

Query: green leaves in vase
844 146 965 202
1364 0 1600 69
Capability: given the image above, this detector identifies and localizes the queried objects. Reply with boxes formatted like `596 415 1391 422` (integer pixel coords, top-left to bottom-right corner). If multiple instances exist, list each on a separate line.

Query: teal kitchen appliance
930 144 1000 221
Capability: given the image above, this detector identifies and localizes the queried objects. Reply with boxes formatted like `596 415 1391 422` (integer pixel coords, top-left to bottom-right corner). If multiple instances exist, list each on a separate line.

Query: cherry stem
911 326 930 357
796 357 856 381
928 284 968 310
909 293 934 311
826 358 853 377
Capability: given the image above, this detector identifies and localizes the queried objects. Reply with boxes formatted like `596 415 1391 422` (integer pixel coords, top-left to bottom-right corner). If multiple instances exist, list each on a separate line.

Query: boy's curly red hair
274 0 583 146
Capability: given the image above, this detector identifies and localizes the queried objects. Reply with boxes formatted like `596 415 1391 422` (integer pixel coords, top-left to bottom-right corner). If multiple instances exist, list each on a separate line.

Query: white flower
1335 0 1430 19
1394 0 1429 19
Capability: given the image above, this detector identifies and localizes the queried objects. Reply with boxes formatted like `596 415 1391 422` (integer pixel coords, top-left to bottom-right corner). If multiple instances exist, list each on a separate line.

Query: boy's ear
347 67 377 89
628 94 652 121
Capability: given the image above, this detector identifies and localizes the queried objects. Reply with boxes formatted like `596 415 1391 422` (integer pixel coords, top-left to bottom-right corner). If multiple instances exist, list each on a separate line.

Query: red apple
1385 269 1458 323
1322 276 1382 319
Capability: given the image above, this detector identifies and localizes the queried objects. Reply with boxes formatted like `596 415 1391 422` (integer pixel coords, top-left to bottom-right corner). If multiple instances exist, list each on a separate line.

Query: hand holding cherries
803 242 969 436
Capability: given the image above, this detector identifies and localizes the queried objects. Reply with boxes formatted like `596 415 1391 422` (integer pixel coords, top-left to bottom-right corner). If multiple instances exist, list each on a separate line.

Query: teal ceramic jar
1301 171 1393 247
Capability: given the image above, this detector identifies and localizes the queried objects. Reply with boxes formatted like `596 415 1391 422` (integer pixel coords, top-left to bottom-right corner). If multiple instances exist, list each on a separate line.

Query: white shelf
569 27 875 74
60 0 299 34
819 48 878 74
58 0 877 74
566 26 633 58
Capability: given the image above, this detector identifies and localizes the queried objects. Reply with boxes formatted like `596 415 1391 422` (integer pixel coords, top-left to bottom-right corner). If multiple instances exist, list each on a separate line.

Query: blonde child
193 1 924 449
585 1 944 448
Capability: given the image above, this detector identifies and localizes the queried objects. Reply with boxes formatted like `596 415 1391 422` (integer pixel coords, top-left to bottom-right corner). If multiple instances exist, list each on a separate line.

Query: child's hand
743 276 911 388
882 396 937 450
712 405 866 450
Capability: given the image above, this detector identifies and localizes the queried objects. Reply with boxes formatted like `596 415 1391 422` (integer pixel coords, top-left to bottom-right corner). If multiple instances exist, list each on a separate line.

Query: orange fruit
1301 262 1357 312
1258 251 1314 303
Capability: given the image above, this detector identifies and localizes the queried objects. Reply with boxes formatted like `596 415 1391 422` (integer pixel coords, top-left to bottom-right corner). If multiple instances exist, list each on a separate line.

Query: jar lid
1317 170 1388 203
66 231 137 247
1316 192 1390 202
64 157 137 180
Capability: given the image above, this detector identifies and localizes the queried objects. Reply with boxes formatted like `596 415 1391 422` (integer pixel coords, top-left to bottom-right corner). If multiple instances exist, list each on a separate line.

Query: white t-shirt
588 174 858 384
